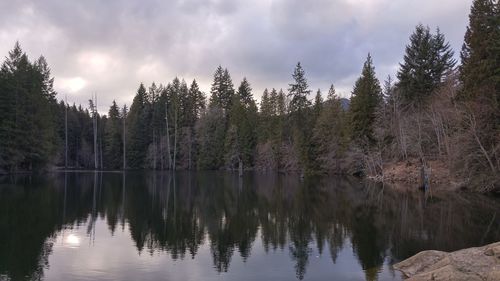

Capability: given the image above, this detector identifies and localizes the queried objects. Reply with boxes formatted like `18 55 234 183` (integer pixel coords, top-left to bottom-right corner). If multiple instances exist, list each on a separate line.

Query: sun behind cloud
57 77 87 94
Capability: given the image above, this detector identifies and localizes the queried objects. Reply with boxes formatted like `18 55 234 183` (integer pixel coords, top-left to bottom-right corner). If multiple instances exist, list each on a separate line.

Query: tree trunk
65 95 68 169
165 102 172 169
123 107 126 170
173 108 178 171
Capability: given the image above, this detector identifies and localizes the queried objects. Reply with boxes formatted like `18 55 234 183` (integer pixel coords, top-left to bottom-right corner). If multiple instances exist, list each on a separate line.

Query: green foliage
0 42 57 171
126 83 150 168
287 63 318 173
104 101 123 169
460 0 500 107
457 0 500 188
397 25 456 108
349 54 382 145
313 89 323 120
209 66 235 115
0 0 497 190
196 107 226 169
288 62 311 113
313 85 347 170
225 78 258 167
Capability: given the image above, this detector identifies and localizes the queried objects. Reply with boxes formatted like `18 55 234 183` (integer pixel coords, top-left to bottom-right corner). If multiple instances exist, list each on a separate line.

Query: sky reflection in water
0 172 499 281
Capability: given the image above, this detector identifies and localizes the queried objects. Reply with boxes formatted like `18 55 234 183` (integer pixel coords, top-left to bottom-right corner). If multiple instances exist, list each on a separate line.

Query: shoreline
394 242 500 281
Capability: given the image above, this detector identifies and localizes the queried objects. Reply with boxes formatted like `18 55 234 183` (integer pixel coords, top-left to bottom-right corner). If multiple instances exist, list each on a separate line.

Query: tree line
0 0 498 191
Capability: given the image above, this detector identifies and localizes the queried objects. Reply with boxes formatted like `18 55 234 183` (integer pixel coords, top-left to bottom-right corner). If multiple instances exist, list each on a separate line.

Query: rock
393 242 500 281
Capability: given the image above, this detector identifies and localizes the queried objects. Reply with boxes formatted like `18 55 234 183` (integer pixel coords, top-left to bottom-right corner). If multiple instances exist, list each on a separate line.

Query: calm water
1 172 499 281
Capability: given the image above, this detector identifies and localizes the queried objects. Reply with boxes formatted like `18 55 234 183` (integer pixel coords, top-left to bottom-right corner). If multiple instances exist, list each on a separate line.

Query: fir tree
226 78 258 168
288 62 311 112
260 89 272 116
209 65 234 114
397 25 456 108
313 84 346 170
313 89 323 119
127 83 149 168
0 42 57 171
104 100 123 169
287 62 316 172
188 79 206 124
350 54 383 144
460 0 499 105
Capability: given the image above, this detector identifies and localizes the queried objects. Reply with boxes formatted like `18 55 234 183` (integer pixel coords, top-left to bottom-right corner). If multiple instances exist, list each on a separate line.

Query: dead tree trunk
65 95 68 169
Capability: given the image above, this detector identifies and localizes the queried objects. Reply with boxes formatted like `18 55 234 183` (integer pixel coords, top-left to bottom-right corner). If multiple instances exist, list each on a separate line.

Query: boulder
393 242 500 281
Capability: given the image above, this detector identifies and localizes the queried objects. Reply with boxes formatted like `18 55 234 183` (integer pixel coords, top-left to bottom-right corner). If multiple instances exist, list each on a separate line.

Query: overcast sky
0 0 473 112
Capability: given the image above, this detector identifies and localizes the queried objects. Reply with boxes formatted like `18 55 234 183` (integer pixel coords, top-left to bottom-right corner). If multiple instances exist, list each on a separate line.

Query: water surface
1 172 499 281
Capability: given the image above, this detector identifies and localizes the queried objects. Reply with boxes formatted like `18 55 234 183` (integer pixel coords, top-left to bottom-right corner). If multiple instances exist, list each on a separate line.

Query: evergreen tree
127 83 149 168
187 79 206 126
288 62 311 112
327 84 337 101
458 0 500 178
460 0 499 105
287 62 316 172
104 100 123 169
260 88 272 117
209 66 234 114
0 42 57 171
313 89 323 119
350 54 383 144
258 89 273 142
225 78 258 168
276 89 287 116
397 24 456 108
313 84 346 170
196 107 225 169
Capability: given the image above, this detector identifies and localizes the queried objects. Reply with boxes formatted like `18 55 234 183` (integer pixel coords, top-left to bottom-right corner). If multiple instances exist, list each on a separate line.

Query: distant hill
340 98 350 110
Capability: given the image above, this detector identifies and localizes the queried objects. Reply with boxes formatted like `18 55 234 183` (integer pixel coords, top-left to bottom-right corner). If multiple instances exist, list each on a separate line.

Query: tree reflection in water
0 172 499 280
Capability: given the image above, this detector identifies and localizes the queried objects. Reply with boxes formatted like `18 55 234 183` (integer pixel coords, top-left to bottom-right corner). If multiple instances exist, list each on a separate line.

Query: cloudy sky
0 0 473 112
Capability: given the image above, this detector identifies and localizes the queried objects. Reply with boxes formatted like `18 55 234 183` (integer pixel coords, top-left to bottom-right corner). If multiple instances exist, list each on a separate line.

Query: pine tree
276 89 287 116
350 54 383 145
288 62 311 112
313 89 323 119
196 107 225 169
225 78 258 168
460 0 499 105
313 84 346 170
104 101 123 169
127 83 149 168
397 24 456 108
209 66 234 114
327 84 336 101
458 0 500 178
287 62 316 172
0 42 57 171
121 104 128 169
187 79 206 126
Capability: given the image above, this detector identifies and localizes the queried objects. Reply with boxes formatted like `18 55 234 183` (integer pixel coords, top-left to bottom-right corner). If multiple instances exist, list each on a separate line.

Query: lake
1 172 499 281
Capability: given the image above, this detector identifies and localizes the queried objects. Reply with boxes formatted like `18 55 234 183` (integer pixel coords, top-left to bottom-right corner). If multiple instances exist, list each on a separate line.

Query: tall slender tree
288 62 311 113
104 100 122 169
127 84 149 168
350 54 383 145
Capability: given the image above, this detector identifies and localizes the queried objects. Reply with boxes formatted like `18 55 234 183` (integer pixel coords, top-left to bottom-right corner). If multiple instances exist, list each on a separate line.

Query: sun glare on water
65 233 81 247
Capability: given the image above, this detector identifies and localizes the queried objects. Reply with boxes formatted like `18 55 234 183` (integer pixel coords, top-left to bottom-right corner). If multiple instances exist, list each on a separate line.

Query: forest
0 0 498 192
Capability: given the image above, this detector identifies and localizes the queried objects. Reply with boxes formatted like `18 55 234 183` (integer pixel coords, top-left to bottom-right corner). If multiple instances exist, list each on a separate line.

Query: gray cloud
0 0 473 113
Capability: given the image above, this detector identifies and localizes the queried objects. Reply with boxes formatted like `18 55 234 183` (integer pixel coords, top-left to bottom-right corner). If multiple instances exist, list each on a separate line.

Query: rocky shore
394 242 500 280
